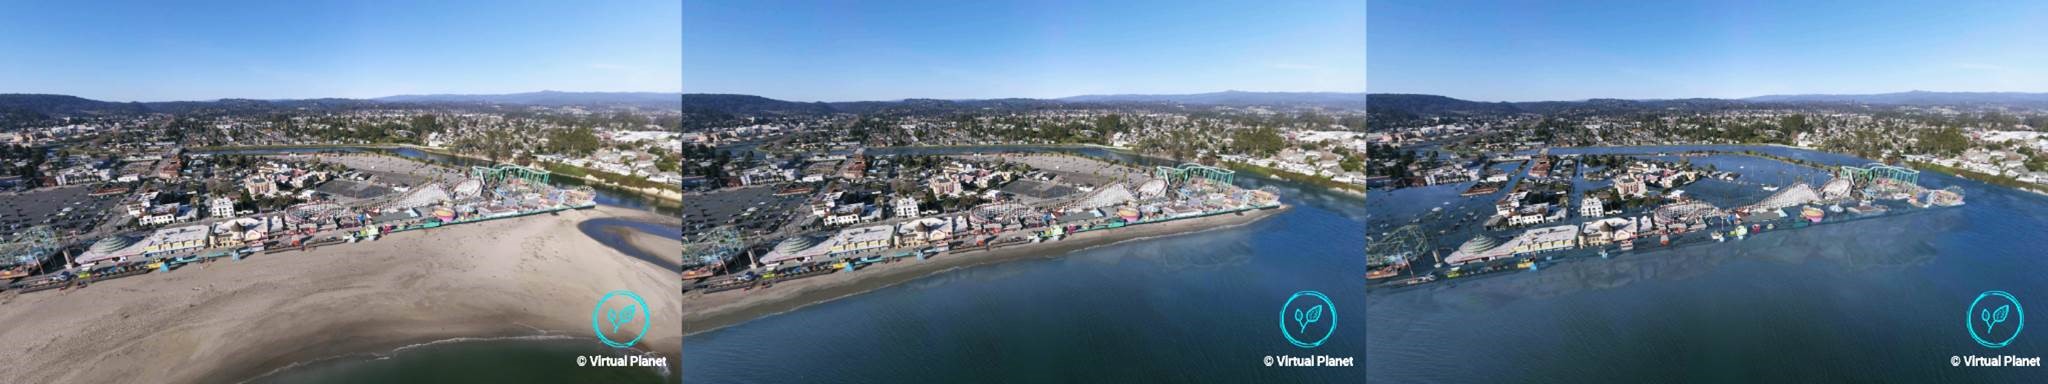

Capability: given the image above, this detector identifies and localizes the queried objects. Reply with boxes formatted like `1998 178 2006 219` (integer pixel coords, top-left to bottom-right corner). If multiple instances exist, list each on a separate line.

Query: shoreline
0 205 680 384
680 205 1288 336
1220 160 1369 195
871 144 1369 195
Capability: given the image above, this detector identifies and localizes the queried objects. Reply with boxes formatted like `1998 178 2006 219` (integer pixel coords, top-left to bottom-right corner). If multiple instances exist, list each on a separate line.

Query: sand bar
0 206 680 384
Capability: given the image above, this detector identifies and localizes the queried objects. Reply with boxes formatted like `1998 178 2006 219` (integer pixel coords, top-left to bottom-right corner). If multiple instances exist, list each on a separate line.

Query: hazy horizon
1369 89 2048 104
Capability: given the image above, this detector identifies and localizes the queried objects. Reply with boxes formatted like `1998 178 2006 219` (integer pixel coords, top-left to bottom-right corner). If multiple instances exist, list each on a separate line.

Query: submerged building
1445 224 1579 265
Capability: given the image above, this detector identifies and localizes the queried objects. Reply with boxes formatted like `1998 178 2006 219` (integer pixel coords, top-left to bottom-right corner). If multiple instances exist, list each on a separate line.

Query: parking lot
0 185 123 237
683 185 809 238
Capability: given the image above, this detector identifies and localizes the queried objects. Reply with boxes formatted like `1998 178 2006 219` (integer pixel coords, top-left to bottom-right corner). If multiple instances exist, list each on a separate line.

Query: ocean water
682 151 1369 383
1368 146 2048 382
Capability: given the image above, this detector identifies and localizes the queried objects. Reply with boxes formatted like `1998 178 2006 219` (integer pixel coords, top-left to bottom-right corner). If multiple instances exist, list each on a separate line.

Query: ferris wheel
1367 224 1431 268
0 226 59 268
684 226 744 267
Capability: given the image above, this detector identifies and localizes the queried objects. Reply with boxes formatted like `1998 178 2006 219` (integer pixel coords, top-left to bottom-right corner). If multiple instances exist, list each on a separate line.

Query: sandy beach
681 205 1287 335
0 205 680 384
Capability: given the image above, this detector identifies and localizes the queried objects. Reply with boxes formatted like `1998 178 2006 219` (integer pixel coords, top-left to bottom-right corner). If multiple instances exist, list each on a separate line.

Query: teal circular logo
1967 290 2023 349
1279 290 1337 349
592 290 652 348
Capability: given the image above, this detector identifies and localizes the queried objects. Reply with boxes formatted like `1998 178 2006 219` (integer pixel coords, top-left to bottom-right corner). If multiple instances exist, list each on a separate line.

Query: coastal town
0 98 684 292
680 96 1371 192
1366 95 2048 192
671 96 1378 330
1364 95 1994 287
680 149 1283 292
2 98 686 198
0 1 707 382
0 94 690 383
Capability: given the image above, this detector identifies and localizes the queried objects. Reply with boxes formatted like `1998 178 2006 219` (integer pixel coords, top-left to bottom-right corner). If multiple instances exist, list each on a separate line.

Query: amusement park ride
1155 163 1236 186
682 226 743 279
0 227 59 279
1366 225 1431 280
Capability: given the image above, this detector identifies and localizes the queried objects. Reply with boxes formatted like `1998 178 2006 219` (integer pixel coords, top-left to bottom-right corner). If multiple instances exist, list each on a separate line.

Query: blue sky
0 0 680 102
683 0 1366 102
1369 0 2048 102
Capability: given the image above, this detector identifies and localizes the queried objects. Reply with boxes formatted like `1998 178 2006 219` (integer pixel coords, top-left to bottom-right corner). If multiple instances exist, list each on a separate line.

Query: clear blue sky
0 0 681 102
1369 0 2048 102
683 0 1366 102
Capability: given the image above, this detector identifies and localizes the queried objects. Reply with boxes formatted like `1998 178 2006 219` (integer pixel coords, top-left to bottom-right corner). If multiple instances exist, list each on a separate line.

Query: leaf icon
1995 305 2010 323
1982 308 1992 333
607 304 637 333
1295 305 1325 334
1293 308 1306 334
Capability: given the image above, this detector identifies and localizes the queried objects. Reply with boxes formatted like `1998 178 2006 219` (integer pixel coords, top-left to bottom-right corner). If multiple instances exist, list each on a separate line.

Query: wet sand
681 205 1287 335
0 206 680 384
615 226 684 267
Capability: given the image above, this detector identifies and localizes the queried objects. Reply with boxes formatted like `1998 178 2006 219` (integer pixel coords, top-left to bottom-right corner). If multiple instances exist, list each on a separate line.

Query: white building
1614 174 1648 198
1422 166 1479 186
139 213 177 226
1505 203 1554 226
140 225 209 255
824 213 860 226
1580 196 1604 218
929 175 963 197
825 225 893 254
210 196 237 219
1512 225 1580 254
894 196 920 218
138 204 195 226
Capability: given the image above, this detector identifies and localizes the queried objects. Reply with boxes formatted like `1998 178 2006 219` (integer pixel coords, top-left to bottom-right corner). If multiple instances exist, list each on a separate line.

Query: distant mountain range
0 91 684 128
1741 90 2048 105
1364 91 2048 130
0 94 400 127
1371 91 2048 109
1057 90 1367 107
4 90 1367 123
675 90 1358 114
667 91 1369 129
374 91 682 108
20 89 2038 131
